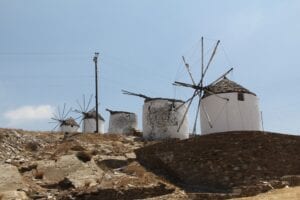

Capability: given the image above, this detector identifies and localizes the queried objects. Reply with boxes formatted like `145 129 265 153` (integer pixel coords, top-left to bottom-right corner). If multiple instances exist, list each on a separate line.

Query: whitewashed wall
60 125 79 132
143 99 189 140
83 119 105 133
108 112 137 134
200 92 262 134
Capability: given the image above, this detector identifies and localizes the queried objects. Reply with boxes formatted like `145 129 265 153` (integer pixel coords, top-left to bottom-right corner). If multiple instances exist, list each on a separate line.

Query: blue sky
0 0 299 134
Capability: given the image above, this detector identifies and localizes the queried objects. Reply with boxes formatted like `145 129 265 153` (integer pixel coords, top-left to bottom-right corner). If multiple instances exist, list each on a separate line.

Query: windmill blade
50 117 61 122
201 37 204 78
106 108 114 113
85 94 93 112
122 90 150 99
63 107 73 119
74 109 83 114
182 56 196 85
57 106 62 120
173 81 201 90
76 99 84 113
51 123 60 132
202 104 213 128
52 113 60 121
75 115 82 120
79 118 84 129
83 94 86 113
192 92 203 134
62 103 66 120
206 67 234 86
202 40 220 79
177 91 198 132
175 89 202 111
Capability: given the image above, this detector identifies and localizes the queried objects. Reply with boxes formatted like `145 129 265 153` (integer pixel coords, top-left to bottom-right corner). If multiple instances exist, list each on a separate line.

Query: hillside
0 129 299 199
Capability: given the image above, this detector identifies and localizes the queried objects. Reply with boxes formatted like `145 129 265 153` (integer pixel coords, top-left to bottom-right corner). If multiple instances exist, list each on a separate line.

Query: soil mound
135 131 300 198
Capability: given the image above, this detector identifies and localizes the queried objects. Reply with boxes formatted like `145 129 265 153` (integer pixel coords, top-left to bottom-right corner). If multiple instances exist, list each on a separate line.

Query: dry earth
0 129 299 200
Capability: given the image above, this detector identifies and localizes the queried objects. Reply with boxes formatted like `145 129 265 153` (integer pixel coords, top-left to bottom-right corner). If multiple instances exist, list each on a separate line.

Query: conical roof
60 117 79 127
203 77 256 98
84 110 105 121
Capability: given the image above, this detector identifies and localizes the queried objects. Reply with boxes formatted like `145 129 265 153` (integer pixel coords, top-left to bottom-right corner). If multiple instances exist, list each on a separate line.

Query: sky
0 0 299 134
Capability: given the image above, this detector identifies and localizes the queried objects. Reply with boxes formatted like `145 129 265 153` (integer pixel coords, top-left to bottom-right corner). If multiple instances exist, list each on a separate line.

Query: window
238 93 244 101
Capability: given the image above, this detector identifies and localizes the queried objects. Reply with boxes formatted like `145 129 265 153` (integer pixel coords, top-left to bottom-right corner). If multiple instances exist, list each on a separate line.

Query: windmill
122 90 189 140
173 37 233 135
74 95 105 133
50 103 79 132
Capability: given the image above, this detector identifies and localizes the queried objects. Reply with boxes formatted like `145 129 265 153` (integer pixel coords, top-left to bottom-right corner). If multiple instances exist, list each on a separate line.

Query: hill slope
0 129 299 199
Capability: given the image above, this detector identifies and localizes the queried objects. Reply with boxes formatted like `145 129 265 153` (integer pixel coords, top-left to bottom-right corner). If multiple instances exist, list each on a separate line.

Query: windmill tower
75 95 105 133
50 104 80 132
106 109 138 134
122 90 189 140
174 37 262 135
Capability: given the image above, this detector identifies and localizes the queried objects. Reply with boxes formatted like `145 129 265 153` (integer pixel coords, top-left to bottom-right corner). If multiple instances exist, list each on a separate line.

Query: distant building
59 117 80 132
82 110 105 133
107 110 138 134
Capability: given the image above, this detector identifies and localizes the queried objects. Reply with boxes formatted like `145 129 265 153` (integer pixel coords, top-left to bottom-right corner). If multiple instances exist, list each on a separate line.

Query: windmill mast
93 52 100 133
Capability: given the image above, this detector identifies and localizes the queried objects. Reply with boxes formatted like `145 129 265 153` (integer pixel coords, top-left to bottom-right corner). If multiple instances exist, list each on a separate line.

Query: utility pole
93 52 99 133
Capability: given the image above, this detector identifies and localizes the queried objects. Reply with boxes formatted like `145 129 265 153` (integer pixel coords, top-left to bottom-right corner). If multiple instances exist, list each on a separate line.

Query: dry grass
25 141 39 151
70 145 86 151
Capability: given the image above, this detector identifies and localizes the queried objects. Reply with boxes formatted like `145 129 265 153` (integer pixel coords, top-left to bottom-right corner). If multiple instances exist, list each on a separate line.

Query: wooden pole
93 52 99 133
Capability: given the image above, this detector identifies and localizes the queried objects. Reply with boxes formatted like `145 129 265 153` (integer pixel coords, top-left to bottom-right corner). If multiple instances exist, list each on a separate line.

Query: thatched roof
203 77 256 98
84 110 105 121
60 117 79 127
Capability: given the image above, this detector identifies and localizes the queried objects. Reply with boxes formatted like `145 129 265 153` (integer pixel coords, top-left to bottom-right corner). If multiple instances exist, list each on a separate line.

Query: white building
82 110 105 133
60 117 80 132
143 98 189 140
107 110 138 134
200 77 262 134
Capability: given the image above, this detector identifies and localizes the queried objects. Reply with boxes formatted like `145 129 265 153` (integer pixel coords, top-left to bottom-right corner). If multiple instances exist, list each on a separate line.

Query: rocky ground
0 129 299 200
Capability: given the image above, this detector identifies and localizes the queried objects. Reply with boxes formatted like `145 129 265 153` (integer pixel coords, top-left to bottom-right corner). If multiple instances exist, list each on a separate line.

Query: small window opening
238 93 244 101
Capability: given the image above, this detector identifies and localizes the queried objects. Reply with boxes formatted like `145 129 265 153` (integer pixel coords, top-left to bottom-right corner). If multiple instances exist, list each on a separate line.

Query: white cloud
4 105 54 123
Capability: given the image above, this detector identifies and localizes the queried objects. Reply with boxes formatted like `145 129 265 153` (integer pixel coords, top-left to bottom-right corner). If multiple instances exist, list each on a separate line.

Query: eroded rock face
0 191 28 200
2 128 299 200
37 154 103 188
135 131 300 198
0 164 28 200
0 164 26 192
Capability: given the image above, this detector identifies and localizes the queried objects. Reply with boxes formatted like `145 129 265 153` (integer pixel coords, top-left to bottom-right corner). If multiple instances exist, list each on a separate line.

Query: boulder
0 191 28 200
0 164 26 192
37 154 103 188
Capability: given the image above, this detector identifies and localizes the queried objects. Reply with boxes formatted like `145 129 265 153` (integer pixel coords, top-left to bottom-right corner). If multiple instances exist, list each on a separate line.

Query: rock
232 188 242 195
5 159 11 164
233 166 240 171
37 154 103 188
0 164 26 192
37 155 86 184
281 175 300 186
0 191 28 200
125 152 136 159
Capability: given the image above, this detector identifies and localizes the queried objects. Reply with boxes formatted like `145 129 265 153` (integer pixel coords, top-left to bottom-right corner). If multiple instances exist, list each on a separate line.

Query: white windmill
74 95 105 133
50 104 80 132
106 109 138 134
122 90 189 140
174 37 262 135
